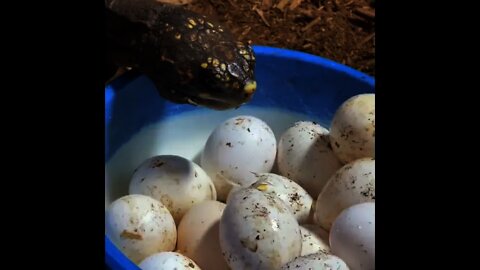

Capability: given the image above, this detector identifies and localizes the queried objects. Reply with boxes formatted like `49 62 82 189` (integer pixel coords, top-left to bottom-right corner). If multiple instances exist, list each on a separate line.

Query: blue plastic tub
105 45 375 269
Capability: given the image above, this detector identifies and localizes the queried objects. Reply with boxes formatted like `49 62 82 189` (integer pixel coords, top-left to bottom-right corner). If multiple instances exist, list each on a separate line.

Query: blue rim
105 45 375 269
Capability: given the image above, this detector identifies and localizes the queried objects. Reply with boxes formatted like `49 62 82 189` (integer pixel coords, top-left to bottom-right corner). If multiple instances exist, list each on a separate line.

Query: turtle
106 0 257 110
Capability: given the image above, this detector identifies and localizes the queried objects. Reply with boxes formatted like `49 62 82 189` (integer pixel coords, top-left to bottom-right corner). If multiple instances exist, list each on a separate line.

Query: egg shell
300 225 331 256
129 155 216 224
201 115 277 201
220 187 302 270
177 201 229 270
248 173 313 224
280 253 350 270
277 121 343 198
301 224 329 243
314 158 375 231
330 202 375 270
105 195 177 264
330 94 375 164
139 252 201 270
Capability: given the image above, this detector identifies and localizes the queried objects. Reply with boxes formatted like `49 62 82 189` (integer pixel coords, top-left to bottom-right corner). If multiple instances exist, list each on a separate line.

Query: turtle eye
227 63 242 79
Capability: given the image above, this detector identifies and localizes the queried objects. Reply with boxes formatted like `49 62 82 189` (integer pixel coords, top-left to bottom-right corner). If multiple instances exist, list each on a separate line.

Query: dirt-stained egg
105 195 177 264
248 173 313 224
302 224 329 243
277 121 343 198
138 252 201 270
314 158 375 231
280 253 350 270
330 202 375 270
330 94 375 164
201 115 277 201
177 201 229 270
220 187 302 270
129 155 216 224
299 225 331 256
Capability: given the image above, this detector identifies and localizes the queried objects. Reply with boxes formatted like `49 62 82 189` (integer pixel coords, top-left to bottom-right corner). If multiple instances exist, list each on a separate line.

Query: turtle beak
243 80 257 95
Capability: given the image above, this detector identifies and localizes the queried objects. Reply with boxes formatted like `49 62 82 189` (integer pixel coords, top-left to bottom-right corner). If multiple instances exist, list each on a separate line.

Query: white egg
201 115 277 201
220 187 302 270
330 94 375 164
129 155 216 224
105 195 177 264
177 201 229 270
314 158 375 231
248 173 313 224
277 121 343 198
330 202 375 270
302 224 329 243
139 252 201 270
300 225 331 256
281 253 350 270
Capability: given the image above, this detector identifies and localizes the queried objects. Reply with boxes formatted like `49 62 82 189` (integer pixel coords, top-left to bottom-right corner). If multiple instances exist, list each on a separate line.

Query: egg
330 202 375 270
139 252 201 270
201 115 277 201
177 201 229 270
314 158 375 231
129 155 216 224
280 253 350 270
277 121 342 198
220 187 302 270
330 94 375 164
248 173 313 224
302 224 329 243
105 195 177 264
299 225 331 256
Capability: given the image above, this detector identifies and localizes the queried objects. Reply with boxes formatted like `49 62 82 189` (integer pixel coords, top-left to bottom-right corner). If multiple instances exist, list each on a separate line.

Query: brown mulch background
185 0 375 76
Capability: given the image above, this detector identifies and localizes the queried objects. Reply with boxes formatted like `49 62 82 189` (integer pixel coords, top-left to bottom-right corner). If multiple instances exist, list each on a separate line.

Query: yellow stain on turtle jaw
212 59 220 67
174 33 181 39
187 23 194 29
244 80 257 94
201 63 208 69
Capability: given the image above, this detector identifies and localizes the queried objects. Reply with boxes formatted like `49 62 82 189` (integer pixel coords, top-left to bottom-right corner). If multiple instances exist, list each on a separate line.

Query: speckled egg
314 158 375 231
129 155 216 224
105 195 177 264
220 187 302 270
138 252 201 270
201 115 277 201
248 173 313 224
277 121 343 198
302 224 329 243
330 94 375 164
177 201 229 270
330 202 375 270
299 225 331 256
280 253 350 270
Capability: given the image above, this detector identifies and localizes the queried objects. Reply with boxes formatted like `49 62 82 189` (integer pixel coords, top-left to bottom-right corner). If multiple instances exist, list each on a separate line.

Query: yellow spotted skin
106 0 256 110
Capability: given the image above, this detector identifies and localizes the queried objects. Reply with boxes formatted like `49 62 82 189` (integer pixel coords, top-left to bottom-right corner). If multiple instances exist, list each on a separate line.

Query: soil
186 0 375 76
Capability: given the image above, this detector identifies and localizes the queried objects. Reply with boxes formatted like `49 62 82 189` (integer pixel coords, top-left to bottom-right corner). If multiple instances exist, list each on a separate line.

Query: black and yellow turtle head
144 11 258 110
189 40 257 110
116 5 258 110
